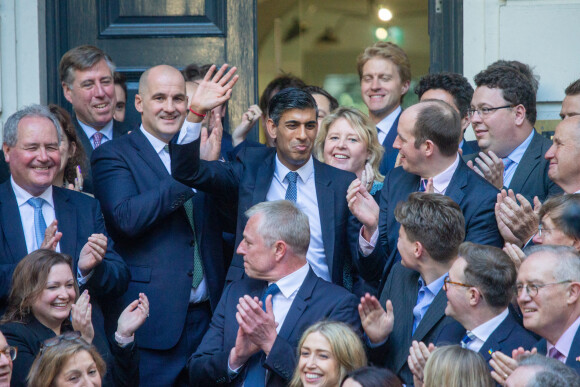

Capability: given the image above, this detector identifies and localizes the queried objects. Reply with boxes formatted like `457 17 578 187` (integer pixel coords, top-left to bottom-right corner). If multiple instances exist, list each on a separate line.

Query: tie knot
264 283 281 298
93 132 104 148
28 197 45 209
461 331 477 348
419 178 428 192
502 157 514 171
286 171 298 184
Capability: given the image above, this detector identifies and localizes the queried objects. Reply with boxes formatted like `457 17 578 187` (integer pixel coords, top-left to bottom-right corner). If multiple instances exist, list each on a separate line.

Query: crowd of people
0 39 579 387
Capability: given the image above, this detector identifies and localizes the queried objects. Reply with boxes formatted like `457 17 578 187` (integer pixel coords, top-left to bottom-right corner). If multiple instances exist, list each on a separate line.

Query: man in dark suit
171 87 360 292
188 200 360 387
349 100 502 286
407 242 537 381
92 64 238 386
466 61 562 203
59 45 129 194
414 72 480 157
357 42 411 175
0 104 129 385
359 193 464 385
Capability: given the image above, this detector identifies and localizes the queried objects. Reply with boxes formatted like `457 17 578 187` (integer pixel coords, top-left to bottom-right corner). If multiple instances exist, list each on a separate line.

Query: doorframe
429 0 463 74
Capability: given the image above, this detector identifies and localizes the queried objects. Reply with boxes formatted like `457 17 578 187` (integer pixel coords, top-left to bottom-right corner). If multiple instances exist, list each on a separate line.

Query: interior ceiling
257 0 428 48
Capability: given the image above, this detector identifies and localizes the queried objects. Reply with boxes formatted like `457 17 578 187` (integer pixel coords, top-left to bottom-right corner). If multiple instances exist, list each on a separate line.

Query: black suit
73 116 129 194
369 263 456 385
0 316 138 387
188 269 361 387
170 138 360 292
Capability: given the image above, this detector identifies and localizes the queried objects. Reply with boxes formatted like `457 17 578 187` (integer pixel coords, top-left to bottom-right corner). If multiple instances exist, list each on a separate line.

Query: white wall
464 0 580 126
0 0 45 137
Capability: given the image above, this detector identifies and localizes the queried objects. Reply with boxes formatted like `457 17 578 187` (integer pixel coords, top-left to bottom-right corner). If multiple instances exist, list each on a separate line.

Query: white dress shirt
359 154 461 255
269 263 310 333
266 155 329 281
140 124 208 303
77 119 114 149
465 308 509 353
376 106 402 145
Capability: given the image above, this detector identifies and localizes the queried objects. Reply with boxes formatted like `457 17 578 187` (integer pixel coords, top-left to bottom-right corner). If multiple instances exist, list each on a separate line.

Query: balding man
349 100 502 286
91 64 237 385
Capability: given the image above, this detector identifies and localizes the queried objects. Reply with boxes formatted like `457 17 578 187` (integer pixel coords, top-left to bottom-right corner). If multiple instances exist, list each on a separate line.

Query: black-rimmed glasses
467 105 513 118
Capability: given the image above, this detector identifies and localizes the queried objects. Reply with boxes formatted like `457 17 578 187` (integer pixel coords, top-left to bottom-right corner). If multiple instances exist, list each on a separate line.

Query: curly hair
414 72 474 118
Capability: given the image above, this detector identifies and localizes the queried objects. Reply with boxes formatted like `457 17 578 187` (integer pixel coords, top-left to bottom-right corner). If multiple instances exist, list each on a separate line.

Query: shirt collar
549 315 580 359
470 308 509 344
11 176 54 208
140 125 168 154
77 118 113 142
424 154 460 194
274 154 314 184
376 106 402 135
271 263 310 299
505 130 534 164
419 272 447 295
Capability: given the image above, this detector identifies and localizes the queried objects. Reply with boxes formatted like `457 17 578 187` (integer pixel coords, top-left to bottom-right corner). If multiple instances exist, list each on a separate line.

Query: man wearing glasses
466 61 561 203
0 331 14 387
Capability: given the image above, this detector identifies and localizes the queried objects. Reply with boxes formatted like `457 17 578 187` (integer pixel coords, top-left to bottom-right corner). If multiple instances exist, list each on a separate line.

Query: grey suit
370 263 457 385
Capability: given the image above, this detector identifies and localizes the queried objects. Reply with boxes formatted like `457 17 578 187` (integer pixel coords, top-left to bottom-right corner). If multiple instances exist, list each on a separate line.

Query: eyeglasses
0 346 17 361
443 276 473 291
467 105 513 118
536 224 554 238
515 281 572 297
40 331 82 352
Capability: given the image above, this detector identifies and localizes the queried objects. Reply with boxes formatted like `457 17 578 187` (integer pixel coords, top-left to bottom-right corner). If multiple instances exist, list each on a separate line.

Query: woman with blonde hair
420 345 493 387
27 337 105 387
289 321 367 387
314 107 385 196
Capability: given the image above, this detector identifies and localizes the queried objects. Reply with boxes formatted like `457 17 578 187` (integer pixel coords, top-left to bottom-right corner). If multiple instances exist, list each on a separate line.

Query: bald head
409 99 461 156
138 65 185 95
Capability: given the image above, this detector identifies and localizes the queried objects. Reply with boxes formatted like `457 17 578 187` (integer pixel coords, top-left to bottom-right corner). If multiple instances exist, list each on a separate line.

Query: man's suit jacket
435 312 538 366
1 316 139 387
0 151 9 185
91 129 229 350
170 138 360 291
378 112 401 175
371 263 457 385
188 268 361 387
73 116 128 194
466 130 562 203
360 159 503 284
0 182 130 385
535 325 580 374
461 139 480 156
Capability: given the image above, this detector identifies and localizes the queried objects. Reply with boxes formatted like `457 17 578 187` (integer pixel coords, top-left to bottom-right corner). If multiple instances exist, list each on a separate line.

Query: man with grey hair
0 104 129 385
59 45 129 193
189 200 360 387
506 354 580 387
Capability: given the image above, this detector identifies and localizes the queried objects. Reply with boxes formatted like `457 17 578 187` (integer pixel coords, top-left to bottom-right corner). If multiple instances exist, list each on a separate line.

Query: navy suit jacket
91 128 229 350
73 116 129 194
378 112 401 175
435 312 537 366
461 139 480 156
371 263 457 385
170 138 360 291
0 151 9 185
360 159 503 284
466 130 562 203
535 325 580 374
0 182 129 385
188 268 361 387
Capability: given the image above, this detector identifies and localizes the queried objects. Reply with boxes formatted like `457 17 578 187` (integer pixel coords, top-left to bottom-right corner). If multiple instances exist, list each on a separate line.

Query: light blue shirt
503 130 534 188
376 106 402 144
266 156 329 281
412 273 447 334
77 119 113 149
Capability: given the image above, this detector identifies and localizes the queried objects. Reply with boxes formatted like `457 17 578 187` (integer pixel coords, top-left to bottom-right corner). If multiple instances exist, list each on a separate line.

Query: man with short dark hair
188 200 360 386
59 45 129 193
357 42 411 174
303 85 339 127
467 61 562 202
349 100 502 286
414 72 478 156
171 87 360 292
561 79 580 120
360 193 464 384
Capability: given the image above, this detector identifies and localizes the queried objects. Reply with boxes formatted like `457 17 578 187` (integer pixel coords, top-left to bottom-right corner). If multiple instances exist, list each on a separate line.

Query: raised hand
232 105 262 147
408 341 436 387
347 179 379 241
496 189 540 243
117 293 149 339
200 110 223 161
72 290 94 343
188 64 239 121
358 293 394 344
78 233 107 276
236 295 278 355
40 220 62 250
468 151 505 189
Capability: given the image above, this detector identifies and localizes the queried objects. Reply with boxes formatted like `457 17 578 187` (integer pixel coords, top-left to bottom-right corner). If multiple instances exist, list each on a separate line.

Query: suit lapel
53 188 78 261
313 160 335 278
479 313 512 363
252 152 275 205
444 159 468 205
130 129 171 179
566 326 580 369
73 116 94 160
508 130 541 192
411 288 447 342
0 182 28 261
277 270 316 341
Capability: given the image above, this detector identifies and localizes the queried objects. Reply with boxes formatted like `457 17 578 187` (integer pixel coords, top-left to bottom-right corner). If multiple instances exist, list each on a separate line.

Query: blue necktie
244 284 281 386
285 172 298 202
412 278 427 334
502 157 513 172
28 197 47 249
461 331 476 348
418 178 427 192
